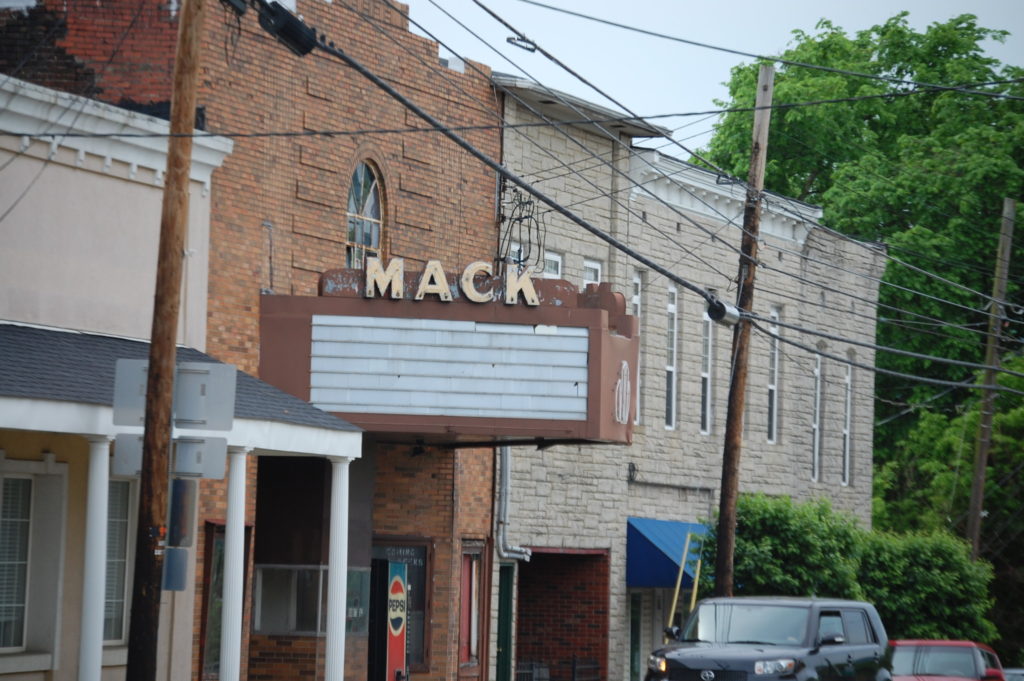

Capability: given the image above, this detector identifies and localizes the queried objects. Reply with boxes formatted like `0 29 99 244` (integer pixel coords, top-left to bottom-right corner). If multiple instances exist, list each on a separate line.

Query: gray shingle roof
0 323 359 433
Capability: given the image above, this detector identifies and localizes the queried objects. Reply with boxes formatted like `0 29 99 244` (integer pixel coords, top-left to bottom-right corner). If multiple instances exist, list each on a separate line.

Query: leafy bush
699 493 997 641
860 531 997 641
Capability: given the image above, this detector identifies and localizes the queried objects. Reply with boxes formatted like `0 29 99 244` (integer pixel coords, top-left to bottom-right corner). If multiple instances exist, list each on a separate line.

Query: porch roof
0 322 361 459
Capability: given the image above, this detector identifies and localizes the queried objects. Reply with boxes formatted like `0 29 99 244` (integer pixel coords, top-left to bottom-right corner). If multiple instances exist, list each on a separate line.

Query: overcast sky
405 0 1023 150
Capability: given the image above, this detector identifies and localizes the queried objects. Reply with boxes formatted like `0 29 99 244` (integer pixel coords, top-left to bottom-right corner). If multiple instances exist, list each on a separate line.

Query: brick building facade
2 2 504 681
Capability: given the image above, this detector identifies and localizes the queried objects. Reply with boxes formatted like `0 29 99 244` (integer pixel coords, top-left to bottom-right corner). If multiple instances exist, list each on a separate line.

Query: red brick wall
248 634 323 681
516 552 610 681
4 3 501 681
0 2 177 105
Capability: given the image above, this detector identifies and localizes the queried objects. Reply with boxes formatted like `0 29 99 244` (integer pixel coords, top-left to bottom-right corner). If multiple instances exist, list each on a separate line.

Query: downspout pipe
497 446 531 561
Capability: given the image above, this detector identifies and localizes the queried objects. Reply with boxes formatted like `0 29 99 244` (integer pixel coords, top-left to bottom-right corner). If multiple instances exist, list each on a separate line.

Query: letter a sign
387 562 408 681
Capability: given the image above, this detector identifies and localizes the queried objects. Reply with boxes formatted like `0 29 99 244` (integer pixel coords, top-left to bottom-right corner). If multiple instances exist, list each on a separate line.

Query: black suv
645 596 891 680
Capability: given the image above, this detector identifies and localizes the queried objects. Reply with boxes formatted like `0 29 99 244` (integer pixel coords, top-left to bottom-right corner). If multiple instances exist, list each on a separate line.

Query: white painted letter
365 257 404 299
505 267 539 306
461 261 493 303
415 260 453 301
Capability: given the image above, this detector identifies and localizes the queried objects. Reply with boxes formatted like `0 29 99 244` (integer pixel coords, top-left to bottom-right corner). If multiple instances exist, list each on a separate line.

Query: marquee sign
260 263 640 445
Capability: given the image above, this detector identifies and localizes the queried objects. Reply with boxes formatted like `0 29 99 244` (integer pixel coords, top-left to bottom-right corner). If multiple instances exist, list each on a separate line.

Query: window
811 354 823 482
345 162 383 268
0 455 67 669
841 610 872 645
542 251 562 279
582 259 602 287
766 306 780 443
700 302 715 434
459 546 484 666
254 565 328 635
841 358 853 486
665 287 678 429
104 480 134 643
508 241 524 266
817 612 844 641
631 272 643 425
0 477 31 650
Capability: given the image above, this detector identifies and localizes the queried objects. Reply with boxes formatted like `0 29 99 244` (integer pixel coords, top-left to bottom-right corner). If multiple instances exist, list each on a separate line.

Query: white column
78 436 111 681
219 447 249 681
325 457 351 681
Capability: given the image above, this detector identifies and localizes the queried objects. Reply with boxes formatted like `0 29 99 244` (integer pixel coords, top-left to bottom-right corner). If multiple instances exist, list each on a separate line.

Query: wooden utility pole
966 198 1016 560
714 64 774 597
126 0 204 677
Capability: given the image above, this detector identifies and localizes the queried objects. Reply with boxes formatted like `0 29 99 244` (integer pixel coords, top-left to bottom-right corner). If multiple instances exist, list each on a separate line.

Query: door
496 565 514 681
842 609 884 680
813 611 851 681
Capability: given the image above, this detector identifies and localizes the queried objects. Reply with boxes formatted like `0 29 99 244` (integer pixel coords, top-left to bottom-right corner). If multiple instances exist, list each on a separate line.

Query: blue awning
626 517 706 588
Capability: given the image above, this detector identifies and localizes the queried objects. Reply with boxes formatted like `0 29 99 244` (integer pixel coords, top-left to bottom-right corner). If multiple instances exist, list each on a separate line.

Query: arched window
345 162 383 268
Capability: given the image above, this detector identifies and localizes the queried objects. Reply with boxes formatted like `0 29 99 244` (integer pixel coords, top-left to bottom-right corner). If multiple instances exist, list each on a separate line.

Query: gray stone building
488 74 886 681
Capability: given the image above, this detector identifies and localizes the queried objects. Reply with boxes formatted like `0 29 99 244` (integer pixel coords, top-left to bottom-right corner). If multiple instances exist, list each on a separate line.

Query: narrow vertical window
632 272 643 425
582 259 602 287
345 162 383 268
811 354 823 482
459 548 483 665
542 250 562 279
766 306 780 443
105 480 132 642
0 477 31 650
700 303 715 435
841 358 853 486
665 287 678 429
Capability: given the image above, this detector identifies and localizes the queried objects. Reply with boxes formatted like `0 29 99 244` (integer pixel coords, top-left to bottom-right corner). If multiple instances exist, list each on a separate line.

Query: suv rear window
893 645 979 678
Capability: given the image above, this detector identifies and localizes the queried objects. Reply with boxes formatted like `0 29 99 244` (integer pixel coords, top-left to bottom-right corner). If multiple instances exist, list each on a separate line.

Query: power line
310 18 723 311
457 0 1020 329
0 0 152 225
411 3 1024 393
515 0 1024 101
747 312 1024 383
237 0 1021 404
749 322 1024 398
368 0 742 283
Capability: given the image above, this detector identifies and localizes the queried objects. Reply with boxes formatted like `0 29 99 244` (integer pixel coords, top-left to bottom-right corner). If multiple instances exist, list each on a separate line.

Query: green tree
698 494 863 599
700 14 1023 415
860 531 997 641
699 12 1023 661
873 356 1024 663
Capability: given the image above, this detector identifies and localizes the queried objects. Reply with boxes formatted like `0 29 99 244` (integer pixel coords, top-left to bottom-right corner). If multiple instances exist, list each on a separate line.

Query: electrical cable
0 0 151 224
233 0 1021 400
458 0 1020 329
309 28 722 310
748 322 1024 397
745 312 1024 382
363 0 742 283
514 0 1024 102
411 0 749 283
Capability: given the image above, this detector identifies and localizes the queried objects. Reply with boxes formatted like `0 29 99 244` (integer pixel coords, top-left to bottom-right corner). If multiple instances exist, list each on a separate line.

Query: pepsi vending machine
370 560 408 681
386 562 408 681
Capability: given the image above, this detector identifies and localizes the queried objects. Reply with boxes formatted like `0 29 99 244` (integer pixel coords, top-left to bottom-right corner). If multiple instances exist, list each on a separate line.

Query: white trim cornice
0 76 232 194
629 148 818 245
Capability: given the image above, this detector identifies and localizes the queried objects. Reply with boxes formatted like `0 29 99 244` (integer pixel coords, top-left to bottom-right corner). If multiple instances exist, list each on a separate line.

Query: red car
891 640 1005 680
